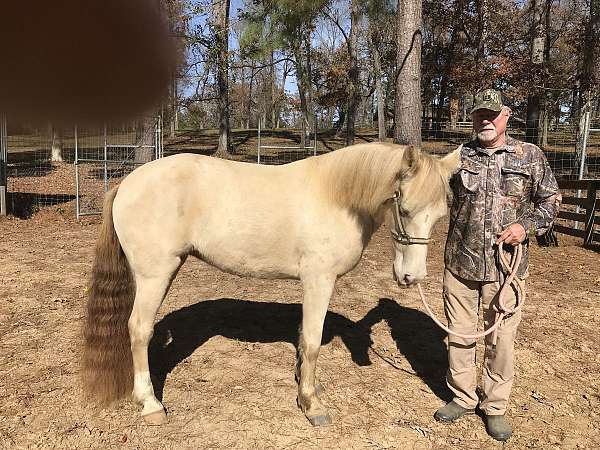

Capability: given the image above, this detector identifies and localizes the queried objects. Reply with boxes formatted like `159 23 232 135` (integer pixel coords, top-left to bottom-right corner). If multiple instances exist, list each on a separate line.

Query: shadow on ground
149 297 451 402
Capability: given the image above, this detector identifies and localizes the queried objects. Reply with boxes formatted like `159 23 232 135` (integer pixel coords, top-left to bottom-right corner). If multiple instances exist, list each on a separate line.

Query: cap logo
482 91 498 102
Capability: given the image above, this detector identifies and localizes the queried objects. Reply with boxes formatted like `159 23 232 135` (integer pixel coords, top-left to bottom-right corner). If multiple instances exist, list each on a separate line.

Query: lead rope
416 243 525 346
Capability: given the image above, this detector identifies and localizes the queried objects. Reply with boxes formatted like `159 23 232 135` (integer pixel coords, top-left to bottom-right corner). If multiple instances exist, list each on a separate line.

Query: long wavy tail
82 185 135 403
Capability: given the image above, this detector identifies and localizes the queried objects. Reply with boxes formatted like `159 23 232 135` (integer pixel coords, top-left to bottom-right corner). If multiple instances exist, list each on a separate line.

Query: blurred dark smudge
0 0 180 124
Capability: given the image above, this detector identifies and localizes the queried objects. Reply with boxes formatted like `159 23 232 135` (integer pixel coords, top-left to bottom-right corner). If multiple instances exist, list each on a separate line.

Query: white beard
477 129 498 144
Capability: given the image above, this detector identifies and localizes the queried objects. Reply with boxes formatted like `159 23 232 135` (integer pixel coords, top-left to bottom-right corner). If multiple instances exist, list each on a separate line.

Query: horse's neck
316 145 401 217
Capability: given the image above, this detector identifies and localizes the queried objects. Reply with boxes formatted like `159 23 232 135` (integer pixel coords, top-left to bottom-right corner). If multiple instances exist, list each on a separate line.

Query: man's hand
496 223 527 246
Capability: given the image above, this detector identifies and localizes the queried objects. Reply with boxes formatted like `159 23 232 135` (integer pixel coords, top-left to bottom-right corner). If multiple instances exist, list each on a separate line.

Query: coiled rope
416 243 525 346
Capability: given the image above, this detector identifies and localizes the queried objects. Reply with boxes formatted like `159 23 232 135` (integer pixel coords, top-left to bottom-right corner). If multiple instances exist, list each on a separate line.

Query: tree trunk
449 97 459 129
540 110 549 147
49 124 63 162
443 0 465 130
371 27 386 141
394 0 423 146
135 116 156 163
474 0 488 71
575 0 599 166
270 51 277 128
246 62 255 129
170 75 178 138
526 0 548 145
212 0 232 158
292 40 310 147
346 0 360 146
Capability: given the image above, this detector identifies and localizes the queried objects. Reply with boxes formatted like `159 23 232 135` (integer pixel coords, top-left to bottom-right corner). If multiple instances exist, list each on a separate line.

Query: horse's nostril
403 274 415 285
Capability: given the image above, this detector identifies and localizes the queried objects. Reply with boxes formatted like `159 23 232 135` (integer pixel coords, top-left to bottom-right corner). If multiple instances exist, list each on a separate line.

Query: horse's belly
196 240 300 279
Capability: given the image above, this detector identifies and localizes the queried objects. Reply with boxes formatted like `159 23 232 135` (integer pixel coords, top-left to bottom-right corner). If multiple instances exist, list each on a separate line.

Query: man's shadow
149 297 451 402
357 298 452 401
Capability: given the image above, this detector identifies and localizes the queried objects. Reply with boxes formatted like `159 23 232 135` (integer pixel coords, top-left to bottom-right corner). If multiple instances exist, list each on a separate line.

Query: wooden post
584 181 598 245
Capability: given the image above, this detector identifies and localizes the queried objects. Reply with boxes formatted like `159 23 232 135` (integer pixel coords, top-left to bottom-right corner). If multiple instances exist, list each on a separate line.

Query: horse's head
387 145 461 286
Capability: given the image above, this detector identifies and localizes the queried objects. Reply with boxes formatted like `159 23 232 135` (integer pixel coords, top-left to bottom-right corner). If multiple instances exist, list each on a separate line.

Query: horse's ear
439 145 462 178
401 145 421 172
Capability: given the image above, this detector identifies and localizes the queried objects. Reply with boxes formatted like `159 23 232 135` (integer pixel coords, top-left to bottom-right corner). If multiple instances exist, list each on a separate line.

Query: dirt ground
1 203 599 450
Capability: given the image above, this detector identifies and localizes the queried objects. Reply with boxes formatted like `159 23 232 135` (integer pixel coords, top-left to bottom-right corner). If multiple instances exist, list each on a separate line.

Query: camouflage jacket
445 136 562 281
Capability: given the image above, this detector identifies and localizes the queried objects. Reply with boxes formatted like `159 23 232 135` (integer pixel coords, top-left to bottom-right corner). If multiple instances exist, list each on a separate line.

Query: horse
82 142 460 426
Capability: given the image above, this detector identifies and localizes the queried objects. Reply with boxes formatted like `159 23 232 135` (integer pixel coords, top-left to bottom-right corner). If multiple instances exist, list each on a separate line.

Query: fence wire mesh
2 111 598 236
5 122 75 217
75 118 162 217
2 117 161 218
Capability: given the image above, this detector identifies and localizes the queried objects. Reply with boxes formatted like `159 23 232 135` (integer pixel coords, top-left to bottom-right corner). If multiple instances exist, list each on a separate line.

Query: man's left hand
496 223 527 246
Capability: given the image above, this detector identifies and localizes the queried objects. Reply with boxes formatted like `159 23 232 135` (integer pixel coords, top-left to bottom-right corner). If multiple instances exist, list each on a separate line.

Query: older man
434 89 562 441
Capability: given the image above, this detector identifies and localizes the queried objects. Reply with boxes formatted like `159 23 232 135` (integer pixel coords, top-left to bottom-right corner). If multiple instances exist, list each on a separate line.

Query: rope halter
389 191 431 246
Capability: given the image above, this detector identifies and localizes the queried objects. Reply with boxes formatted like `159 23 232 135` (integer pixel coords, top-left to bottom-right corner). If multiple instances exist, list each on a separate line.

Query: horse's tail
82 185 134 403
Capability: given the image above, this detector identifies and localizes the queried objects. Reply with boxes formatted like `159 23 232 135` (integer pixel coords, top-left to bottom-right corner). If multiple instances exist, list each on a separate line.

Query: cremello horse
82 142 460 426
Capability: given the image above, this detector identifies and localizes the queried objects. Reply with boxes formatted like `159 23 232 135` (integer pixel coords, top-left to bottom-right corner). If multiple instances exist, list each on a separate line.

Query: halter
389 191 431 246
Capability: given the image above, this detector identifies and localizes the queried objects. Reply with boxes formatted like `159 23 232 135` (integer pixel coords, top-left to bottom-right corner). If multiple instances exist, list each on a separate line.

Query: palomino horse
82 142 460 426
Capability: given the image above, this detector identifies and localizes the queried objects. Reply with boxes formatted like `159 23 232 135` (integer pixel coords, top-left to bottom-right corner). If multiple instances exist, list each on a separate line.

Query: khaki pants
443 268 523 416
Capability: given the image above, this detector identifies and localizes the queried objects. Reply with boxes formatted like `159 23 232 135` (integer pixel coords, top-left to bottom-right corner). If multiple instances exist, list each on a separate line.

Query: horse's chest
306 228 366 275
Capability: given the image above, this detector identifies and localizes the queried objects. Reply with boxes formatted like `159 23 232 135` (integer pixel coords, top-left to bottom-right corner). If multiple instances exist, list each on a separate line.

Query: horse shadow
148 297 451 402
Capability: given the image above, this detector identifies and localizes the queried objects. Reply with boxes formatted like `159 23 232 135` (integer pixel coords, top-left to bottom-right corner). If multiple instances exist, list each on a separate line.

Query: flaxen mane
314 143 450 215
400 151 451 214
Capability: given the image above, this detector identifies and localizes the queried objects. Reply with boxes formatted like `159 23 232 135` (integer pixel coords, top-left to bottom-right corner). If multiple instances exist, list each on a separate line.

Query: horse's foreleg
129 263 179 425
297 274 335 426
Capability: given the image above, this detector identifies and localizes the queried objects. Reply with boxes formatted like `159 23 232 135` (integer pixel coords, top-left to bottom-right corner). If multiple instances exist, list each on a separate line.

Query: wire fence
1 112 599 241
2 117 161 218
75 118 162 218
3 122 73 217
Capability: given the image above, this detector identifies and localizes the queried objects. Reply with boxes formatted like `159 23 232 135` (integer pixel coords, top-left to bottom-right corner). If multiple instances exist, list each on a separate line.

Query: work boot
485 415 512 441
434 401 475 422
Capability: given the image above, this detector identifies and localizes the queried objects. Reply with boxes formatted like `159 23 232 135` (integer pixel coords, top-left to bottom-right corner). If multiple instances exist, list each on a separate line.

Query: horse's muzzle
392 266 418 287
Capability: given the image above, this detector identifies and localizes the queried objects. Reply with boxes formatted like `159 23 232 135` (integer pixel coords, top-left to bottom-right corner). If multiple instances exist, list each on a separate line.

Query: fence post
0 114 6 216
574 111 591 228
257 117 261 164
577 111 591 181
584 181 598 245
74 125 80 220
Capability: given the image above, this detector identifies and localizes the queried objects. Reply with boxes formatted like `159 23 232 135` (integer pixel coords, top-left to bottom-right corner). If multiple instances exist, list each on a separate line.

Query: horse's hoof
315 383 325 396
143 409 168 426
307 414 332 427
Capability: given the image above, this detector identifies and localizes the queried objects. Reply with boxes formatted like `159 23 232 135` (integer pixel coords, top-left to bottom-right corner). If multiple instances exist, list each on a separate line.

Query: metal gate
75 116 162 218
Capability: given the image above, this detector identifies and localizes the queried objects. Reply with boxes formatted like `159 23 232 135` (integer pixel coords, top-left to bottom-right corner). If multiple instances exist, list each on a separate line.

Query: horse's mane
313 142 450 216
400 150 451 214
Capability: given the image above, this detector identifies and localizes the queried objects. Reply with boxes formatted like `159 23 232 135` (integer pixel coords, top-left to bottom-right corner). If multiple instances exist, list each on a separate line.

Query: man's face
472 107 510 146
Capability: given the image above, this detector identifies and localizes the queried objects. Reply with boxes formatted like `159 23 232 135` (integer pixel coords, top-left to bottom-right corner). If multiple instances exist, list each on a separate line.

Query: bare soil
1 206 599 450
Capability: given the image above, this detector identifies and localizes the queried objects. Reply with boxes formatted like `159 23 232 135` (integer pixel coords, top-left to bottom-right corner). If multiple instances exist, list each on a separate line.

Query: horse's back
111 154 330 277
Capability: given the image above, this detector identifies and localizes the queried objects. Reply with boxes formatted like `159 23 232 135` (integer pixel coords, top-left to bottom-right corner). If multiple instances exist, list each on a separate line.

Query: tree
345 0 360 146
370 27 386 141
525 0 550 145
240 1 330 140
135 117 157 163
575 0 600 166
395 0 422 146
366 0 395 141
212 0 232 158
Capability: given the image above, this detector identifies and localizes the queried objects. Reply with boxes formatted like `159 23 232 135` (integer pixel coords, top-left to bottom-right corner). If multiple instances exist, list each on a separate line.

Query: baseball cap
470 89 504 114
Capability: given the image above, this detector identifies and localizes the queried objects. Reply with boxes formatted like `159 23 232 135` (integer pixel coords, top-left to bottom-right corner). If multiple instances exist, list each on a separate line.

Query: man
434 89 562 441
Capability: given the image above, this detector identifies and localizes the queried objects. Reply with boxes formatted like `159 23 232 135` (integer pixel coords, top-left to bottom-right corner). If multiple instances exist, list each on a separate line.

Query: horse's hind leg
128 258 181 425
296 274 335 426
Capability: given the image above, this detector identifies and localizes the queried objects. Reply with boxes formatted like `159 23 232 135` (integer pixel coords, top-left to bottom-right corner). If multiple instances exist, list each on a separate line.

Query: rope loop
415 243 525 346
